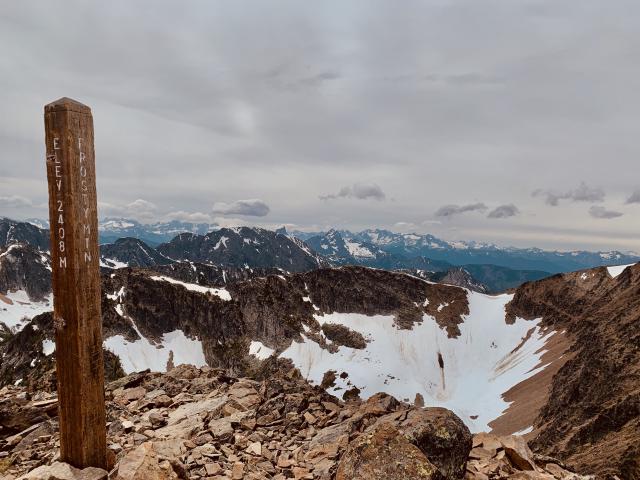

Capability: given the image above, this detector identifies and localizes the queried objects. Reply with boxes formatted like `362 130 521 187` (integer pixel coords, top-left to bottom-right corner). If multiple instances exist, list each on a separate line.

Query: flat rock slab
17 462 107 480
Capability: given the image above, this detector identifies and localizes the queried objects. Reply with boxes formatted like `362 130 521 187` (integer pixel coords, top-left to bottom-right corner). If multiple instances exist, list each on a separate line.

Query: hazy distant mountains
98 218 214 245
22 217 215 246
6 217 639 289
300 228 638 274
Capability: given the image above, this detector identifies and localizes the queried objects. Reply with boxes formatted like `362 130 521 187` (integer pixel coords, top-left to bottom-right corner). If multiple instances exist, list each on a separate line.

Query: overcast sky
1 1 640 252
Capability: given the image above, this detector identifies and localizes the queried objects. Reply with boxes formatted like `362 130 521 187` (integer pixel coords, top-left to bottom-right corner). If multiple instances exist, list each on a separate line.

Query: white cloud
98 198 157 222
164 210 213 223
0 195 32 208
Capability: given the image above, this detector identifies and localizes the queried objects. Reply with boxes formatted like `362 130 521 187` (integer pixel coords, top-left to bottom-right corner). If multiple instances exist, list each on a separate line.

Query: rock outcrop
506 264 640 477
0 244 51 301
466 433 591 479
0 219 50 252
1 364 476 480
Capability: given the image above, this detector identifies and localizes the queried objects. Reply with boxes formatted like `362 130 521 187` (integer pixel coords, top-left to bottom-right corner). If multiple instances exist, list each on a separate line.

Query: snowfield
104 287 207 374
0 290 52 332
280 292 551 433
104 330 207 374
249 341 275 360
99 257 128 269
344 240 375 258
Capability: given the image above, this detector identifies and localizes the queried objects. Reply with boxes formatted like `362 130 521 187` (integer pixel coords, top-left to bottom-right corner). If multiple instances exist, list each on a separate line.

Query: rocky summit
1 258 639 477
1 364 590 480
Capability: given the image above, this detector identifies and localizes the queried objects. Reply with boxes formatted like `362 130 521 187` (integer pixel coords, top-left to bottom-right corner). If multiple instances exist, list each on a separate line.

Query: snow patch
100 257 129 269
149 276 231 301
214 236 229 250
0 291 52 332
249 341 275 360
513 425 534 435
607 263 636 279
344 240 375 258
42 339 56 356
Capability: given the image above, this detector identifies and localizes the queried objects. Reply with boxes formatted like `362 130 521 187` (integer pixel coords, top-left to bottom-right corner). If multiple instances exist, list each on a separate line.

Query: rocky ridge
0 219 49 252
1 364 589 480
0 244 51 302
2 264 639 477
157 227 326 273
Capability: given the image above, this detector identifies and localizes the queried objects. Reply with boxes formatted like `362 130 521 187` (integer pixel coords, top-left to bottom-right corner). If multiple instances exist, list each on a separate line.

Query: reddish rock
397 407 473 479
336 423 440 480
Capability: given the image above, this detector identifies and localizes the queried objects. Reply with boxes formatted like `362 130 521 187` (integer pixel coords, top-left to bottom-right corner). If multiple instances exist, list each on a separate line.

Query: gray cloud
625 190 640 204
532 182 605 206
0 195 32 208
319 183 386 201
1 2 640 251
487 204 520 219
434 203 487 218
296 71 341 87
589 206 623 219
212 199 270 217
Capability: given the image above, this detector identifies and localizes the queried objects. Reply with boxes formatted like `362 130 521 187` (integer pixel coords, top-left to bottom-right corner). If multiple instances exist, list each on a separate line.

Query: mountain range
302 228 639 273
19 217 639 273
11 217 639 291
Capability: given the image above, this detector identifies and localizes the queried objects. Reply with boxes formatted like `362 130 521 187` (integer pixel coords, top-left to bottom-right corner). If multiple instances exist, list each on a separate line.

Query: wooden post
44 98 107 469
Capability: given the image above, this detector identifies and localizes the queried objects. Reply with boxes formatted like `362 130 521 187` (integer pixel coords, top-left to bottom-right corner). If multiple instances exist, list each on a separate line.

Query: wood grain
44 97 107 469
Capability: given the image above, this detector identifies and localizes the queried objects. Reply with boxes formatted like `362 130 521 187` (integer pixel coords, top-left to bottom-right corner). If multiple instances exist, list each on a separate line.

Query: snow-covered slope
280 291 549 432
0 290 52 332
102 282 208 374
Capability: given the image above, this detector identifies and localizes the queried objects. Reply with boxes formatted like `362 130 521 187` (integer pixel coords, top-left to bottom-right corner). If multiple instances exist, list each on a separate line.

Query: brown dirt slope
506 264 640 478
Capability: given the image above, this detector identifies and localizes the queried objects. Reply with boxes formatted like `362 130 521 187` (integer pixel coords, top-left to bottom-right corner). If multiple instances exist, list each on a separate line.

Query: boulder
501 435 536 470
465 434 592 480
359 392 400 416
17 462 107 480
113 442 178 480
336 423 440 480
165 396 227 425
397 407 473 479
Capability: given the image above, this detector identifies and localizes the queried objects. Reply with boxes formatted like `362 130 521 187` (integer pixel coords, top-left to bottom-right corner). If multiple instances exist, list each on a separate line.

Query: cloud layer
0 195 32 208
1 2 640 251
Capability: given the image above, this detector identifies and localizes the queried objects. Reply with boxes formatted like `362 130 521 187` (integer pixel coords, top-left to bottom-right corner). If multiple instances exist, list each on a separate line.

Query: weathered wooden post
44 98 107 469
